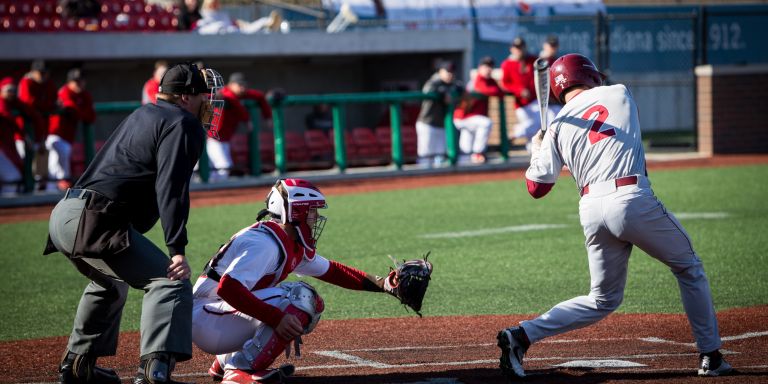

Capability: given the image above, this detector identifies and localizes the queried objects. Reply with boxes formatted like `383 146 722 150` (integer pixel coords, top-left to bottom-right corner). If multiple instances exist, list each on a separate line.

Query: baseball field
1 155 767 383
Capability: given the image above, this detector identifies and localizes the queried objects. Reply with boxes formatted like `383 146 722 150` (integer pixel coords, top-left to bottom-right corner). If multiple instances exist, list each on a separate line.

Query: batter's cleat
59 351 121 384
497 327 529 378
698 350 733 377
208 358 224 382
221 364 295 384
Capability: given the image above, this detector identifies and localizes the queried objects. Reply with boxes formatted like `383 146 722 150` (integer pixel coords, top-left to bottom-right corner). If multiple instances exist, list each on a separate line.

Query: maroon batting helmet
549 54 606 103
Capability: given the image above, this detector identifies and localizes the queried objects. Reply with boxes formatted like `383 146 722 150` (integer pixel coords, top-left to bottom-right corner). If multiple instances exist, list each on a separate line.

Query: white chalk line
420 224 568 239
421 211 730 239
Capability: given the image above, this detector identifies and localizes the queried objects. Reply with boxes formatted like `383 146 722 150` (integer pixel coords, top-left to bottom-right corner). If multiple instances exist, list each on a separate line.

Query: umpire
44 62 224 384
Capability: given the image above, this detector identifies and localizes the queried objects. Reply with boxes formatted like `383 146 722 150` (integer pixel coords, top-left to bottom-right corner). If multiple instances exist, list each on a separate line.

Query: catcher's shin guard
59 351 121 384
233 305 311 372
232 282 324 372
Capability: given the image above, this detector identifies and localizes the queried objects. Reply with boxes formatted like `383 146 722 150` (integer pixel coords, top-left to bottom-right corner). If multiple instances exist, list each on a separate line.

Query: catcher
191 178 432 384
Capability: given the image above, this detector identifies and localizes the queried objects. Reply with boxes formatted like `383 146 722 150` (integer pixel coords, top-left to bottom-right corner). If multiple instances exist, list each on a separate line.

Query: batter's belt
580 175 638 197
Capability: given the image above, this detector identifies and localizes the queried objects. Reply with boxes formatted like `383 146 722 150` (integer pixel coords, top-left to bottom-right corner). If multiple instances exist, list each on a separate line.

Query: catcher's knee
233 282 324 371
281 281 324 332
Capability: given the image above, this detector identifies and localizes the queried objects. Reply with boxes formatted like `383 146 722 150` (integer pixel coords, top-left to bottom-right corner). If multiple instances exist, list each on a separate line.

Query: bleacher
0 0 179 32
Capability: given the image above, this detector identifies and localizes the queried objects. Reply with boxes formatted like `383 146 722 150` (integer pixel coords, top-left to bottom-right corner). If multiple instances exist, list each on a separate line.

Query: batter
497 54 731 379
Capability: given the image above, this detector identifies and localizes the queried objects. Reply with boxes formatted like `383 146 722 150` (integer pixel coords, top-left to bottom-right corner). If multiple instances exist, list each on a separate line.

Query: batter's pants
48 194 193 361
520 181 722 353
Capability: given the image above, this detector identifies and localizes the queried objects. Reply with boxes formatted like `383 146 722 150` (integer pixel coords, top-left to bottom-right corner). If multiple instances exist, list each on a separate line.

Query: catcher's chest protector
203 222 310 290
252 221 310 290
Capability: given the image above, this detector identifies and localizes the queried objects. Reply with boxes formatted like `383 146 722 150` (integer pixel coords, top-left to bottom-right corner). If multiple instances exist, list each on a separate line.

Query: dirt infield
2 154 768 224
2 306 767 383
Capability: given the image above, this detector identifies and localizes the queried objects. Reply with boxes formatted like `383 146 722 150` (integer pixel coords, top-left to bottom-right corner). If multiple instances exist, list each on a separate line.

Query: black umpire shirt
75 99 206 256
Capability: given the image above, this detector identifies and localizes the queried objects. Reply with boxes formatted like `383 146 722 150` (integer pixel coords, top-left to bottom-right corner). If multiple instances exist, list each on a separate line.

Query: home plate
554 360 646 368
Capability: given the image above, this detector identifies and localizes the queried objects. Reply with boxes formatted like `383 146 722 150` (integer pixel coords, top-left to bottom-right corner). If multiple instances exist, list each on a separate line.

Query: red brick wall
697 65 768 155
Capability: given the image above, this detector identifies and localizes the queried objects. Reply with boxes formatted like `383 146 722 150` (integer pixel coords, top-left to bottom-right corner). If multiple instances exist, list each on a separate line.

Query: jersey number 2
582 105 613 144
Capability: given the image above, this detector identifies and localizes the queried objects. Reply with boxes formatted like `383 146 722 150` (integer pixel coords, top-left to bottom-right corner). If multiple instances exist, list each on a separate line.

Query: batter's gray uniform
523 84 722 353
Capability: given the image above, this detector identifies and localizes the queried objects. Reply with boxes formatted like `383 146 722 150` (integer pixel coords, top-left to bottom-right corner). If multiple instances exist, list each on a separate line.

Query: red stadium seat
18 1 33 15
304 130 334 166
284 131 310 164
328 129 357 160
41 0 57 15
349 127 388 166
258 131 276 172
0 17 11 31
229 133 250 174
99 17 114 31
376 125 417 163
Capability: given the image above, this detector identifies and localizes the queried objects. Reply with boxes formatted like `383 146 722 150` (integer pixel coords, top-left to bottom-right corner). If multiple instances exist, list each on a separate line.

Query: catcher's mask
158 63 224 139
261 178 327 250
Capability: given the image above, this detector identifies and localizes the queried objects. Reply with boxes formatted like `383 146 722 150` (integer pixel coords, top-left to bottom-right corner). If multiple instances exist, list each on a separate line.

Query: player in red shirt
453 56 504 164
18 60 57 188
206 72 272 181
0 77 45 195
500 37 554 152
47 68 96 191
141 60 168 105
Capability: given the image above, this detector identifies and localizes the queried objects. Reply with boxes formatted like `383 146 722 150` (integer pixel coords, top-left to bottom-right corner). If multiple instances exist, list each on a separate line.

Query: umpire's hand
168 254 191 280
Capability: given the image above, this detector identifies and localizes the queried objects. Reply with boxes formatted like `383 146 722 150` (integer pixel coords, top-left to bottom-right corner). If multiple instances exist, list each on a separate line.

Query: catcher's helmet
264 179 327 250
549 54 606 103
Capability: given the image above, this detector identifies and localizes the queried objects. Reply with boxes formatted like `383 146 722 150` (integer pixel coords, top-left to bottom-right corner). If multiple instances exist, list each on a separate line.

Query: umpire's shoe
59 351 121 384
698 350 733 376
133 353 190 384
497 326 530 378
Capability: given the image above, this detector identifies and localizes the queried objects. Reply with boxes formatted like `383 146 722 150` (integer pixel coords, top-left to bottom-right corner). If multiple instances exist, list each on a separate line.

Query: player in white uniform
497 54 731 379
192 178 405 384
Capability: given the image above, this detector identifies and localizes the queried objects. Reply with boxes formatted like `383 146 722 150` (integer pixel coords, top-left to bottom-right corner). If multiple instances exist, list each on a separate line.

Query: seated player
192 178 432 383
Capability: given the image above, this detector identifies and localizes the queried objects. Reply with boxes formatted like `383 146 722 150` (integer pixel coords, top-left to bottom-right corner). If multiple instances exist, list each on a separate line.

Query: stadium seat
304 129 334 160
284 131 310 164
0 17 11 32
376 125 417 163
18 1 33 16
328 129 357 162
258 131 276 172
349 127 387 166
229 133 250 174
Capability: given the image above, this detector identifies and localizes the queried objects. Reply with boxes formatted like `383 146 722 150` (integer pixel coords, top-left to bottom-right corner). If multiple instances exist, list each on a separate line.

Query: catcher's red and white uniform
522 84 722 354
192 220 373 372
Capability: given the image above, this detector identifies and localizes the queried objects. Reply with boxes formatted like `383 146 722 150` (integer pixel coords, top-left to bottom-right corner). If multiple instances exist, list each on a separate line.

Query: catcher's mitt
384 252 433 317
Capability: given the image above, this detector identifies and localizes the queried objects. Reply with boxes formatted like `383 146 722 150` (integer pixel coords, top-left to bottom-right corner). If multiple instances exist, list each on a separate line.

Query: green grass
2 164 767 341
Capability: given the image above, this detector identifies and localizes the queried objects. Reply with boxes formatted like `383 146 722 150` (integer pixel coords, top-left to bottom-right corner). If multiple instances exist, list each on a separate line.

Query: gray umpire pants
48 193 193 361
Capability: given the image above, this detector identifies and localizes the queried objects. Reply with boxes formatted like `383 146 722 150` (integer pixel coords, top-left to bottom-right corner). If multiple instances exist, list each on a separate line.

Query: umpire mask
158 63 225 139
200 68 225 140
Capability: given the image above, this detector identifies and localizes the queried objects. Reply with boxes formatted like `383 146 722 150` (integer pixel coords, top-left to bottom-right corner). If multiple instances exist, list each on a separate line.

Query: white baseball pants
206 137 232 182
46 134 71 181
454 115 492 155
521 179 722 353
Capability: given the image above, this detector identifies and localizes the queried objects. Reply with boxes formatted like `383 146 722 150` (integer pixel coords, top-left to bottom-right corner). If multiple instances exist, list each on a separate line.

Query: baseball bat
533 58 550 137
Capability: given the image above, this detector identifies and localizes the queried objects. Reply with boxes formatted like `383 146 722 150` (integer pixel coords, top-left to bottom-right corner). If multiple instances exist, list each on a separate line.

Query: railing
269 90 510 173
17 91 511 190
